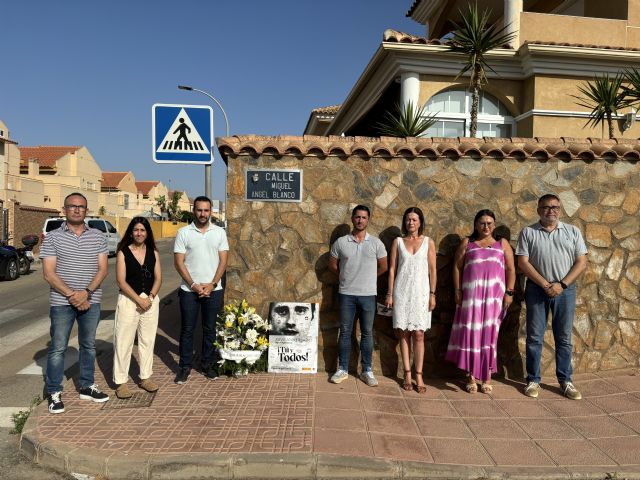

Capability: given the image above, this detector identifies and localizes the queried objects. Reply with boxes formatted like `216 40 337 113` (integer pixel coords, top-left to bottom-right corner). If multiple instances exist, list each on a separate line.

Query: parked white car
42 217 121 256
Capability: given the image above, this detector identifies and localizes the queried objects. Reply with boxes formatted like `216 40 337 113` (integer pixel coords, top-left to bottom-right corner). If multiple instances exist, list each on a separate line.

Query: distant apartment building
18 145 103 213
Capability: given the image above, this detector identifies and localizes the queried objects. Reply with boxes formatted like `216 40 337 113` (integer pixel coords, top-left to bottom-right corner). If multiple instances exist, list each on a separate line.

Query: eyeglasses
64 204 87 211
539 206 560 212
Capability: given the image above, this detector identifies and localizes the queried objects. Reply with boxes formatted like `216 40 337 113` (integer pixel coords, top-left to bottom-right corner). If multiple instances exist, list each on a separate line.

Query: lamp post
178 85 230 203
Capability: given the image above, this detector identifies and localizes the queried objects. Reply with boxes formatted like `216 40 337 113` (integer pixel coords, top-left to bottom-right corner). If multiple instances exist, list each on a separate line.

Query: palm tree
449 3 516 137
621 68 640 107
572 73 625 139
376 101 436 138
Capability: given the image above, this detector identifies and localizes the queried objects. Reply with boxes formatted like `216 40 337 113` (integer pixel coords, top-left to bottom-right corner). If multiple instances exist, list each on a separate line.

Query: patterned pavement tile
313 428 372 456
370 432 433 462
588 393 640 414
613 412 640 434
564 415 638 438
404 399 458 417
515 418 582 439
536 439 616 466
360 394 410 414
451 400 508 418
576 379 626 397
423 438 493 465
415 416 473 439
314 408 366 431
592 436 640 465
480 439 555 466
540 399 607 417
364 411 420 436
464 418 529 439
495 399 555 418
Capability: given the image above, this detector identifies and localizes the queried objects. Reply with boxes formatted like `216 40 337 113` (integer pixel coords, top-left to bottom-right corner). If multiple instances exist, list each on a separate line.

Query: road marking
17 318 114 375
0 308 30 327
0 406 30 428
0 315 51 357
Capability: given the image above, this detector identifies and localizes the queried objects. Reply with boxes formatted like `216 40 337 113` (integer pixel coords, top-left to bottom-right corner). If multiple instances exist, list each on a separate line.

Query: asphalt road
0 237 181 478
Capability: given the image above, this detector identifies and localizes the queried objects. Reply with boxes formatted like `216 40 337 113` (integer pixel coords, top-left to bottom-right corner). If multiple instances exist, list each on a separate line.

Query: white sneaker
561 382 582 400
524 381 540 398
330 369 348 384
359 371 378 387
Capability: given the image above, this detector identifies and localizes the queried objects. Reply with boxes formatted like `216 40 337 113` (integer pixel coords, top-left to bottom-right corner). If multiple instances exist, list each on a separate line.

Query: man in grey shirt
328 205 387 387
516 194 587 400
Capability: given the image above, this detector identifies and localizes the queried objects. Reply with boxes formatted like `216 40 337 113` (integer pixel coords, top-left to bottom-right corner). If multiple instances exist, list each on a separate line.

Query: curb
20 421 640 480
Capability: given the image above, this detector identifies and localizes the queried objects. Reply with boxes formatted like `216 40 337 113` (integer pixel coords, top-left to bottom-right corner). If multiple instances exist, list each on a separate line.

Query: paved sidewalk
18 295 640 479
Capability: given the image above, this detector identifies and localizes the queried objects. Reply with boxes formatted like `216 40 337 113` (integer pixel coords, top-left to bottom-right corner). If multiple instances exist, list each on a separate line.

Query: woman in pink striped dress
445 210 515 394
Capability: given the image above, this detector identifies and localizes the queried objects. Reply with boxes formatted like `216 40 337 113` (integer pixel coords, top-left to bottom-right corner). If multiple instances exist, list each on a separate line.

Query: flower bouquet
214 299 270 376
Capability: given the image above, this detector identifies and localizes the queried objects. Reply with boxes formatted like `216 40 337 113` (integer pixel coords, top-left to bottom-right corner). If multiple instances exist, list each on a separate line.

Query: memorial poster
267 302 318 373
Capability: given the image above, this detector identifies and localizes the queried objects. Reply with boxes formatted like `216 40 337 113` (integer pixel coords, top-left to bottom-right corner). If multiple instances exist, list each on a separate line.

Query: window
88 220 106 232
424 88 515 138
106 221 117 233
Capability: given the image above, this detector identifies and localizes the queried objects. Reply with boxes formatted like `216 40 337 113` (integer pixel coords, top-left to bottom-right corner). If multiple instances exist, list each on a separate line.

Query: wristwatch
505 289 514 297
559 281 568 290
85 287 94 299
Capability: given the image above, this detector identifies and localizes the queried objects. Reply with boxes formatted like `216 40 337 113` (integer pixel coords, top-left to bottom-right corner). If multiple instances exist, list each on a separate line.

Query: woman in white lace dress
385 207 436 393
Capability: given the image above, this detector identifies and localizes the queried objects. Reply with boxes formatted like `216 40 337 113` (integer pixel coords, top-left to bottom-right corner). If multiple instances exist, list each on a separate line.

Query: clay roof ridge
216 135 640 161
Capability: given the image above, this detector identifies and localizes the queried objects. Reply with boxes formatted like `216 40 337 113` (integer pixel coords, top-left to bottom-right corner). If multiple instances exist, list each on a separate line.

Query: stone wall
9 202 58 254
219 135 640 380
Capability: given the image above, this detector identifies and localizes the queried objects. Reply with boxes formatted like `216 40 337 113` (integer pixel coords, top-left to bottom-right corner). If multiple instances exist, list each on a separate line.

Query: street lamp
178 85 230 203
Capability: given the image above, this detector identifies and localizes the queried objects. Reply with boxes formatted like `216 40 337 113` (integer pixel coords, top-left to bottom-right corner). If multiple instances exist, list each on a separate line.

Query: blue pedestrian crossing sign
152 103 213 164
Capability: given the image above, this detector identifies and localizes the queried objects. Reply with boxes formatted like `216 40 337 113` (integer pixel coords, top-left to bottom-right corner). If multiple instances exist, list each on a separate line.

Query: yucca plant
376 101 436 138
621 68 640 106
449 3 516 137
572 73 625 139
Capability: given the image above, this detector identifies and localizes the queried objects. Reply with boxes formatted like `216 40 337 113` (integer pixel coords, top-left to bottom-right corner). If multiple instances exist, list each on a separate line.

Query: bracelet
190 282 197 289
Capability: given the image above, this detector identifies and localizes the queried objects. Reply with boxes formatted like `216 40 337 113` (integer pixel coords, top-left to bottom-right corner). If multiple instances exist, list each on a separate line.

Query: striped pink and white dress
445 239 506 382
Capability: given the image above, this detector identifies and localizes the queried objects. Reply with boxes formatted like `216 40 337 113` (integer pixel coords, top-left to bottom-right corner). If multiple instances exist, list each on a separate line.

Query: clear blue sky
2 1 423 202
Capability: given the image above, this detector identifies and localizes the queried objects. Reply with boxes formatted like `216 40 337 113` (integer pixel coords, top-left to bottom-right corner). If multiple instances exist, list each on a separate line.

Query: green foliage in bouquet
214 299 270 375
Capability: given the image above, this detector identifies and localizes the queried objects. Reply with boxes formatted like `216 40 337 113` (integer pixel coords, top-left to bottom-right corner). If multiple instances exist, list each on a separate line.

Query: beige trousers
113 293 159 385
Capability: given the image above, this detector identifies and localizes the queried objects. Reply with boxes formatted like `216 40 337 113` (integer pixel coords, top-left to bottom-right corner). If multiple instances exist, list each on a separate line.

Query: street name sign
245 169 302 202
152 103 213 164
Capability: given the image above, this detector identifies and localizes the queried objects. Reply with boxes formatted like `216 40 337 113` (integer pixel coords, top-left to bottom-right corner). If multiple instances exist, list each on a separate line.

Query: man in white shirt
174 196 229 384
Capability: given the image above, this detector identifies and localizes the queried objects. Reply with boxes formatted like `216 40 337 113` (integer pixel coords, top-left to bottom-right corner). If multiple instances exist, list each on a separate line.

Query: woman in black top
113 217 162 399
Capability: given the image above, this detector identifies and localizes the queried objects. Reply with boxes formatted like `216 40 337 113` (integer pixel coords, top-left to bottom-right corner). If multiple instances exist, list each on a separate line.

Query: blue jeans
46 303 101 394
337 293 376 372
178 289 223 369
525 282 576 384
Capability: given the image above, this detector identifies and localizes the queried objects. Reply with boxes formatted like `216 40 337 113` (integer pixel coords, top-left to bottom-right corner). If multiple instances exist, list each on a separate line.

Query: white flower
245 328 258 347
226 340 240 350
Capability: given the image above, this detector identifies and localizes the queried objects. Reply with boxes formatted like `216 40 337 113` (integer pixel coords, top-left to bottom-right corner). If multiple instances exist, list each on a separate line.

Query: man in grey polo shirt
328 205 387 387
516 194 587 400
41 192 110 414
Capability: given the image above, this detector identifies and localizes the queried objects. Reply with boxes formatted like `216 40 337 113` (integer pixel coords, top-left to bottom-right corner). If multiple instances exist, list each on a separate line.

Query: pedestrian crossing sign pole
152 103 214 164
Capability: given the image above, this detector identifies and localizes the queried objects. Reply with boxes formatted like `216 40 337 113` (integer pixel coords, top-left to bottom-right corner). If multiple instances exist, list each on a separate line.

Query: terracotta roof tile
101 172 129 189
135 181 160 195
311 105 341 115
18 146 80 168
524 40 640 51
382 30 640 52
217 135 640 162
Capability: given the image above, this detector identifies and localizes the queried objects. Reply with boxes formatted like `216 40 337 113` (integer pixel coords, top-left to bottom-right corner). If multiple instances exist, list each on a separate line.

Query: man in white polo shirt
328 205 387 387
516 194 587 400
174 196 229 384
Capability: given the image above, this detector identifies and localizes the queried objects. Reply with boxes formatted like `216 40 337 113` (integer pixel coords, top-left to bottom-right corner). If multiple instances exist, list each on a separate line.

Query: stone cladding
219 135 640 379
